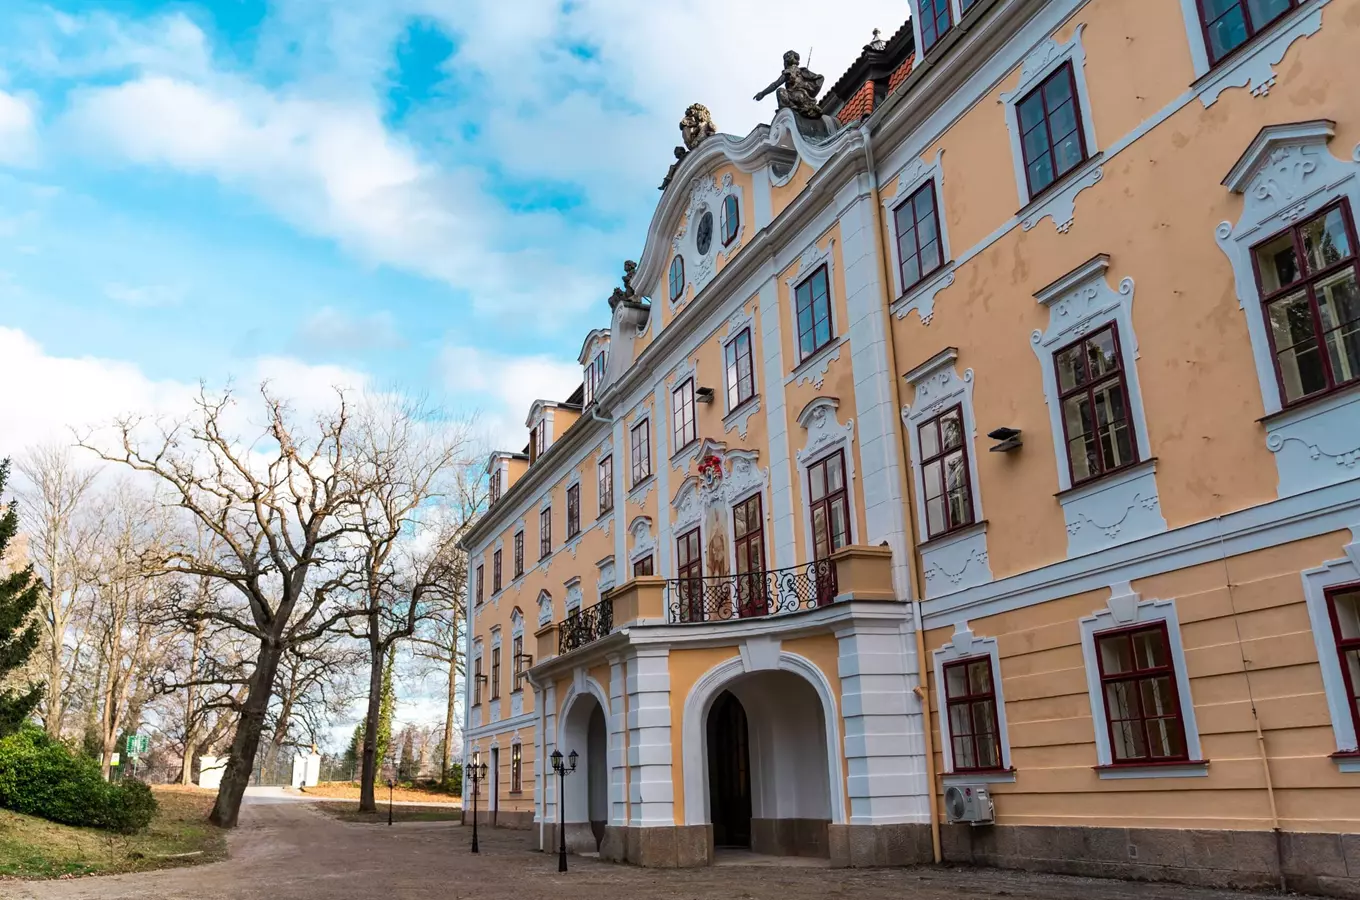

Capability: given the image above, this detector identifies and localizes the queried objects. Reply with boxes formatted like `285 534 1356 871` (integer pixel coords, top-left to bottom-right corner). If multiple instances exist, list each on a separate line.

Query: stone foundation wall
828 823 934 868
941 824 1360 899
542 824 712 867
751 818 831 858
461 809 534 830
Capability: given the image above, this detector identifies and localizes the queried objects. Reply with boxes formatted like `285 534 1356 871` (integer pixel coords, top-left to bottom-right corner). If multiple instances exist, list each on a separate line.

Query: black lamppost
549 749 578 873
387 777 395 826
467 759 489 853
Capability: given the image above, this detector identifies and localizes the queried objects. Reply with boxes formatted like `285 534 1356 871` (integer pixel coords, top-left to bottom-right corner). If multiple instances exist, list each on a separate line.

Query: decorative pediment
525 400 549 429
795 396 855 468
596 556 617 593
564 577 583 612
536 590 553 627
628 516 656 563
577 328 611 366
510 607 524 636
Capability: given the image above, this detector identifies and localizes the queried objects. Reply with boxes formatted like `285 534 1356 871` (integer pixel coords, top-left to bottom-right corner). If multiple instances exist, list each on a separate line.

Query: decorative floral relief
628 476 656 507
537 591 554 627
1267 434 1360 468
723 396 761 438
892 267 955 325
1022 164 1104 233
597 557 617 593
788 338 844 389
1196 0 1330 107
924 548 990 586
564 579 583 613
1066 493 1162 540
795 398 855 467
629 516 655 563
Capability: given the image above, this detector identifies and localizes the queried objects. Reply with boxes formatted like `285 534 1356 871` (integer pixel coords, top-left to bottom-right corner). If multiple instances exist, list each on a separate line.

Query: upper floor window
673 379 698 450
584 351 608 407
1095 622 1188 763
1055 324 1138 485
808 450 851 560
598 455 614 514
676 527 703 622
943 656 1003 772
721 194 740 246
472 656 483 705
539 507 552 560
476 564 484 606
633 555 654 577
725 329 756 411
513 531 525 578
795 265 834 360
511 743 523 792
566 484 581 539
919 405 974 539
512 634 526 693
530 423 547 464
1198 0 1298 66
1327 585 1360 737
490 646 501 700
920 0 953 51
893 182 944 295
1252 200 1360 407
489 468 502 505
669 256 686 304
1017 63 1088 199
631 419 652 485
493 549 503 593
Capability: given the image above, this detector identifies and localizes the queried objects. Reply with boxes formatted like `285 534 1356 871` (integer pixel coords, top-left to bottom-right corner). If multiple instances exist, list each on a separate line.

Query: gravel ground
5 798 1321 900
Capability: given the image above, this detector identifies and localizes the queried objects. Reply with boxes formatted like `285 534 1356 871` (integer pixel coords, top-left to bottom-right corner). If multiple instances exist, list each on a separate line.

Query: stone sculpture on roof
660 104 718 191
608 260 639 308
754 50 826 119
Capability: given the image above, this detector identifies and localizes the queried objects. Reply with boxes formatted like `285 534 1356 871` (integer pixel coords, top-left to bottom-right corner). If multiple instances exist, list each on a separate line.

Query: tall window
721 194 741 246
539 508 552 560
919 0 953 51
943 657 1003 772
631 419 652 485
795 265 834 360
1252 201 1360 406
513 531 525 578
1016 63 1087 198
473 657 482 705
511 743 523 793
489 468 502 505
676 528 703 622
808 451 851 561
673 379 697 450
1055 324 1138 485
490 647 501 700
1198 0 1297 65
669 255 686 303
919 406 974 539
1327 585 1360 736
725 329 756 410
493 549 503 593
733 493 767 618
584 351 608 406
512 635 525 692
894 182 944 293
475 564 484 606
598 455 614 514
566 484 581 539
1096 623 1188 763
633 555 654 577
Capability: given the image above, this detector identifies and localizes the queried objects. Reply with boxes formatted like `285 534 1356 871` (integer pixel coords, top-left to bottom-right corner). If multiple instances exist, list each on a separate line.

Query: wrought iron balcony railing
558 598 614 654
664 559 838 624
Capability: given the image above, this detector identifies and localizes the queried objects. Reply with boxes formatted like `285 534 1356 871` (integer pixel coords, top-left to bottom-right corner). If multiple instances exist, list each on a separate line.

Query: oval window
696 211 714 256
721 195 740 246
669 255 686 303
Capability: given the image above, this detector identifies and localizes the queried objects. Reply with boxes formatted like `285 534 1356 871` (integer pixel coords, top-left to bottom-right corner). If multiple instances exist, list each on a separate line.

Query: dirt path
7 798 1318 900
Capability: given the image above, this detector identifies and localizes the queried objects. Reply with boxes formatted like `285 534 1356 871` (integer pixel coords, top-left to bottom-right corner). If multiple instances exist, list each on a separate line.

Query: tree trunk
358 632 384 813
210 640 285 829
181 739 198 785
443 644 457 785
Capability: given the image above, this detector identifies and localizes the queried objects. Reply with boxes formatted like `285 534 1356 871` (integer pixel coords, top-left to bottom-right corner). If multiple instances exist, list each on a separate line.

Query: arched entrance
558 688 611 854
707 691 752 847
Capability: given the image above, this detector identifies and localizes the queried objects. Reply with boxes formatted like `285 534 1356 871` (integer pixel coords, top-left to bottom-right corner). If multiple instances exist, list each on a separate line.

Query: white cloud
104 282 183 308
439 344 580 451
293 306 406 355
0 89 38 166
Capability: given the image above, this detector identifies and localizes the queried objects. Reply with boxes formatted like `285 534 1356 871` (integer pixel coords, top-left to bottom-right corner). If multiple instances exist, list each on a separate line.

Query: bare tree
82 386 367 828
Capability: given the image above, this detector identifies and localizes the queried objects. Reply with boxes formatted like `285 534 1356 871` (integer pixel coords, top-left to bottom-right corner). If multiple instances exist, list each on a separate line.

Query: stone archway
558 687 611 854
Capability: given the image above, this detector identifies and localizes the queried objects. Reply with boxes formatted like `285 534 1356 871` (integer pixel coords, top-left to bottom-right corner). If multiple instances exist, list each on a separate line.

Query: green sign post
126 734 150 778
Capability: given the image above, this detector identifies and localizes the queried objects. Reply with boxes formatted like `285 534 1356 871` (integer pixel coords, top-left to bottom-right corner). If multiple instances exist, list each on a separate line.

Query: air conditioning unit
944 784 995 825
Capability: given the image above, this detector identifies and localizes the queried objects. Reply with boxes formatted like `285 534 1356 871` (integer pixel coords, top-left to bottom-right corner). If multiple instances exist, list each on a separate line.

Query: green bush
0 727 158 833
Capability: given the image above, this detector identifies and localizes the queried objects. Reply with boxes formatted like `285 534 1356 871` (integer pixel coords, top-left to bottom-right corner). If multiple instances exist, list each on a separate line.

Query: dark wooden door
707 691 752 848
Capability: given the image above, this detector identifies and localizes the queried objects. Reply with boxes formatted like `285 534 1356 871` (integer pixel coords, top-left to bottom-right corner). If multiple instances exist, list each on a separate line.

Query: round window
721 195 740 246
696 211 714 256
669 255 686 303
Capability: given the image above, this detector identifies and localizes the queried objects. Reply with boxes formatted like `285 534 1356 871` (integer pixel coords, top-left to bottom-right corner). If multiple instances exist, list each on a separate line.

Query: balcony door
733 494 767 619
807 451 850 605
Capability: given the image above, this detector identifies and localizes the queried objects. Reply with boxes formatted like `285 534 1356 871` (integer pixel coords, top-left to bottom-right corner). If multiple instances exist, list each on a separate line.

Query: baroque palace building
461 0 1360 893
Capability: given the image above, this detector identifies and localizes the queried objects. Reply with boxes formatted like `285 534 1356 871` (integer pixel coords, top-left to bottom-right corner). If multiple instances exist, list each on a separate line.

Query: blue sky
0 0 906 457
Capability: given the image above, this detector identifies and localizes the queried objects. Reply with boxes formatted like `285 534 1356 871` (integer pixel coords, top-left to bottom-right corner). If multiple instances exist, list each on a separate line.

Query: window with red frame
1096 622 1189 763
493 549 502 593
1327 585 1360 737
490 646 501 700
1055 323 1138 485
676 528 703 622
919 405 974 539
733 493 767 618
919 0 953 51
631 419 652 485
584 351 607 407
1252 201 1360 406
633 555 654 577
475 564 484 606
893 181 944 294
472 657 482 706
943 656 1003 772
566 484 580 539
539 508 552 560
512 635 525 692
673 379 698 450
1198 0 1296 66
795 265 834 361
725 329 756 410
513 531 524 577
1016 63 1087 198
598 455 614 515
510 743 523 793
808 451 851 563
489 468 502 505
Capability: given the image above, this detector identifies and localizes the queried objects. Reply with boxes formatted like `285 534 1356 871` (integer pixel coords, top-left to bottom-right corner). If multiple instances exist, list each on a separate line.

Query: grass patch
312 803 464 824
0 787 227 880
300 781 460 805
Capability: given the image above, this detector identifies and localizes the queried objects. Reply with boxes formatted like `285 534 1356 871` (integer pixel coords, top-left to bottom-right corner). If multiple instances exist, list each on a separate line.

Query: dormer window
584 351 608 407
721 195 740 246
669 256 686 304
489 467 502 505
920 0 953 51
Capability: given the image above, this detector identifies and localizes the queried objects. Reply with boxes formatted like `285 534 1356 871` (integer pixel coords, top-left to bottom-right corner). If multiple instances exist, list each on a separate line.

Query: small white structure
291 752 322 788
198 755 227 791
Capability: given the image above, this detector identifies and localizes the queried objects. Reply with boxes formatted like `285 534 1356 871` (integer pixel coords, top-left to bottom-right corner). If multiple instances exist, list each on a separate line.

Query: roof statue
608 260 639 308
660 104 717 191
754 50 825 120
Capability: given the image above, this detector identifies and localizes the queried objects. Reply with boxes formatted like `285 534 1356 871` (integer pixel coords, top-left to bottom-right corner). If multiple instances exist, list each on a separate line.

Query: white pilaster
626 647 674 827
758 276 797 570
608 656 628 826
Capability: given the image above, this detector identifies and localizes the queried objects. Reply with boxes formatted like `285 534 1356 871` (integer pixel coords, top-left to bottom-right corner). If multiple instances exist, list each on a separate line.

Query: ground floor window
1096 622 1188 763
943 656 1002 772
510 743 522 793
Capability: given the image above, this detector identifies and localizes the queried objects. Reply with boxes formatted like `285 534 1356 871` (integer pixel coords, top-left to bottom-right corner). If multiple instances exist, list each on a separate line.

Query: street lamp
549 749 578 873
467 759 489 853
387 777 395 827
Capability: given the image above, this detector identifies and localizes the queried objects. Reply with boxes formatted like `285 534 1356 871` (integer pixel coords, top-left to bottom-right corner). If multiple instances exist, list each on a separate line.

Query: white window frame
933 623 1014 784
1079 584 1206 779
1300 525 1360 771
1176 0 1332 107
908 0 981 57
1000 24 1102 233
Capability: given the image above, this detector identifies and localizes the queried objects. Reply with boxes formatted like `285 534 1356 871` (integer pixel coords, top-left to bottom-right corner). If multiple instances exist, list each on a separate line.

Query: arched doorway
707 691 752 847
559 688 611 854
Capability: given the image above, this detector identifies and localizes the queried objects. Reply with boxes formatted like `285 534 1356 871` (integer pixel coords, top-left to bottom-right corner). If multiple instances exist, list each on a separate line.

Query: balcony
557 597 613 654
